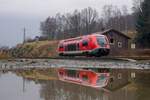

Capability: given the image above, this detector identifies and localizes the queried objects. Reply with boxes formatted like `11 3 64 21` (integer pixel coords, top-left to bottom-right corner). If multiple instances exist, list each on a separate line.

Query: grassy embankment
11 40 59 58
0 51 11 59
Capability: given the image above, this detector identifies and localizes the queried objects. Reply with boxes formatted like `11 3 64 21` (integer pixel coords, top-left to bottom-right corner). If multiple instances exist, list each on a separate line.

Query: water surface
0 69 150 100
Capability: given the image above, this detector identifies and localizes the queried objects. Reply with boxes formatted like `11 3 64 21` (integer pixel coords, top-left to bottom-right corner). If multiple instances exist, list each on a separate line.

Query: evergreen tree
136 0 150 48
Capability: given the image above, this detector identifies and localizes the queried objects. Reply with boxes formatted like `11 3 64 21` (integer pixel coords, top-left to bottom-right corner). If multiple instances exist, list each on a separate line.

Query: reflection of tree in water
134 72 150 100
39 80 107 100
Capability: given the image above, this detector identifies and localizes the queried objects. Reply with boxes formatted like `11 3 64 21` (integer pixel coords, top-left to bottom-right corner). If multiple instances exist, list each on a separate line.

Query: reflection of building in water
38 80 140 100
106 69 130 90
39 80 109 100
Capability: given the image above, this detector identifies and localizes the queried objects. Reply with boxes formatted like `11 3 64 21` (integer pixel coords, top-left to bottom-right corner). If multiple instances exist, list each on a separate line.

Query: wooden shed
96 29 131 55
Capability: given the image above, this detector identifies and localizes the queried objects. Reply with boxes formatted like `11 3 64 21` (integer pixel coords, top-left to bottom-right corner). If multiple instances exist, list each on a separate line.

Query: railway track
50 56 137 62
9 56 138 62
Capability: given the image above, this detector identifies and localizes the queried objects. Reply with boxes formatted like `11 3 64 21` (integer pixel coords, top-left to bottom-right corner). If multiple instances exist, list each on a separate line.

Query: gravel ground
0 58 149 70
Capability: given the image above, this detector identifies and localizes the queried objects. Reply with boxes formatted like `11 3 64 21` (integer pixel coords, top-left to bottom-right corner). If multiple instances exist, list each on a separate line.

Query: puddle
0 72 42 100
0 68 150 100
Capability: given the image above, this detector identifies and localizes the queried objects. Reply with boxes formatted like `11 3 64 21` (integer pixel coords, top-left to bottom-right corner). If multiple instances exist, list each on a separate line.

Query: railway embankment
0 51 11 59
1 40 150 60
10 40 58 58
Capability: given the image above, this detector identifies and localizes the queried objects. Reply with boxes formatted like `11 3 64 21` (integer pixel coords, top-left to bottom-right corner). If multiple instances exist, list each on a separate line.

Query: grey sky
0 0 133 47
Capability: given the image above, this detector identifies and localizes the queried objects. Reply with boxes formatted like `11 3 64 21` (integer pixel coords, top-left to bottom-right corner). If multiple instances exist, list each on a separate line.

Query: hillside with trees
40 5 136 40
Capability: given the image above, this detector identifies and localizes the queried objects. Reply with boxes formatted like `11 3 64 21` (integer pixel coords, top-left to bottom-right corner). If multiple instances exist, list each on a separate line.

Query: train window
67 70 77 78
67 43 77 51
59 45 63 49
77 43 79 50
97 37 106 46
65 45 68 51
82 40 88 46
82 75 88 81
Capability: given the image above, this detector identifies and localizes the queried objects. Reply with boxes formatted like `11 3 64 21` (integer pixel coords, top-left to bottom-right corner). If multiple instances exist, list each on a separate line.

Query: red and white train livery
57 34 110 57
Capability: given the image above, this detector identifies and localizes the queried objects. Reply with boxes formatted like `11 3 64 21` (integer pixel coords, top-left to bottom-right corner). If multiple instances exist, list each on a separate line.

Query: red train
57 34 110 57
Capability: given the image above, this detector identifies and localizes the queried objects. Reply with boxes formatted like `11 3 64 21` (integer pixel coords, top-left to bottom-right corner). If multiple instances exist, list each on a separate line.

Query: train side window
82 40 88 46
65 45 68 51
59 45 63 49
77 43 80 50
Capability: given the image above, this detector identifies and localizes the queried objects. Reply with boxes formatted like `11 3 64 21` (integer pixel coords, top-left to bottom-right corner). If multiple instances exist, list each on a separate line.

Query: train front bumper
90 48 110 56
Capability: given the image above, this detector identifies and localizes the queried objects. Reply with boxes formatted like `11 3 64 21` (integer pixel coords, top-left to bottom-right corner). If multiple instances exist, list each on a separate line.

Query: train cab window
97 37 106 46
82 75 88 81
82 40 88 46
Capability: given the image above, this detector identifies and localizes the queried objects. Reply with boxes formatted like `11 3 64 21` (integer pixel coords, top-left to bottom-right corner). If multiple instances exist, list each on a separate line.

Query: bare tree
81 7 98 34
40 6 136 40
122 5 129 33
102 5 114 29
40 17 57 40
66 10 82 37
102 5 122 30
132 0 144 13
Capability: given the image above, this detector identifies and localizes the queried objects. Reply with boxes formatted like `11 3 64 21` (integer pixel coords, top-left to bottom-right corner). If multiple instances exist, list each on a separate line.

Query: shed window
110 38 114 44
118 42 122 48
110 77 114 82
118 73 122 79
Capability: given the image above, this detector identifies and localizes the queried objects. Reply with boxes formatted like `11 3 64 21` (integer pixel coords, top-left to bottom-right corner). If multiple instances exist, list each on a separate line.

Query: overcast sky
0 0 133 47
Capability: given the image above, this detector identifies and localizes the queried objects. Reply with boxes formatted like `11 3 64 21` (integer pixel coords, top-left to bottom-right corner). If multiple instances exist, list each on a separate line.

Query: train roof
59 34 105 43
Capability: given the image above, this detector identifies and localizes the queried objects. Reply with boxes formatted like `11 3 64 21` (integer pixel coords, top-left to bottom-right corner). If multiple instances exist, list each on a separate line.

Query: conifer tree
136 0 150 48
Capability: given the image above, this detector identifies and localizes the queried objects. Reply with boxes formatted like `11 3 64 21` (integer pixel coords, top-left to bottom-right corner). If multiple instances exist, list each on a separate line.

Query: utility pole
22 77 26 92
23 28 26 44
139 0 143 13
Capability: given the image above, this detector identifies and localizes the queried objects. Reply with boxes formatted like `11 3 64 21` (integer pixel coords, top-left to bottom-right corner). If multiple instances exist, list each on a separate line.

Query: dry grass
12 40 59 58
0 52 11 59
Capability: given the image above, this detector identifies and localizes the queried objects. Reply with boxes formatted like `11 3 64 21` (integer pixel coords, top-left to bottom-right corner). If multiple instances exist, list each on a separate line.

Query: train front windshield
96 37 107 47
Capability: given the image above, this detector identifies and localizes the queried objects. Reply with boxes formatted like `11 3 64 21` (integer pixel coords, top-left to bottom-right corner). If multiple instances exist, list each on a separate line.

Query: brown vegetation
0 51 11 59
109 49 150 59
16 68 58 80
11 40 59 58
